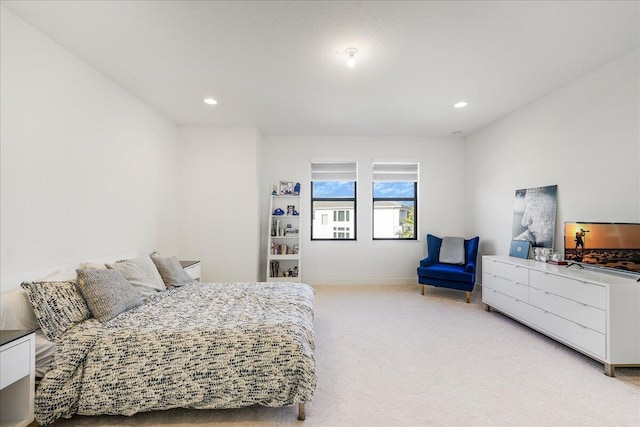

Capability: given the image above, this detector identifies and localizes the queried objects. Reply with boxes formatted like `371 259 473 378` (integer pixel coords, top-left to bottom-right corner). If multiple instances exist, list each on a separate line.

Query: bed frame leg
298 403 306 420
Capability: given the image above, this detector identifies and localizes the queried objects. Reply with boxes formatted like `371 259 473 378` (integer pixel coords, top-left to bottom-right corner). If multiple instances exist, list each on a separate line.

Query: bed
1 254 316 425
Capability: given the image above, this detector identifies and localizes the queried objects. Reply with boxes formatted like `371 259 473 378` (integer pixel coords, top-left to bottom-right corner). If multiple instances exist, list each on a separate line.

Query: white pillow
0 289 40 330
106 256 166 297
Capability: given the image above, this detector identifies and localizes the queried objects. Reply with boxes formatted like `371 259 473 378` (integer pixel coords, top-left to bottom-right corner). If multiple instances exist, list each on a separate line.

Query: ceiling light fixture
204 98 218 105
454 101 468 108
345 48 358 68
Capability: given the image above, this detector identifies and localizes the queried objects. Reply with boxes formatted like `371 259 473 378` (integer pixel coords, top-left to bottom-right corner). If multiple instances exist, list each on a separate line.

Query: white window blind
311 161 357 181
372 162 419 182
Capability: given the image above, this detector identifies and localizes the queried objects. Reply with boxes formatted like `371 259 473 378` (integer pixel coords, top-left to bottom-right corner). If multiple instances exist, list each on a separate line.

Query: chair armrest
420 255 437 267
465 260 476 273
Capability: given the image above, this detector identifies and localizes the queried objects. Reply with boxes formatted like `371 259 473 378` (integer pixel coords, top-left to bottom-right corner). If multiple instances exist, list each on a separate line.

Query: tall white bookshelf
266 193 301 282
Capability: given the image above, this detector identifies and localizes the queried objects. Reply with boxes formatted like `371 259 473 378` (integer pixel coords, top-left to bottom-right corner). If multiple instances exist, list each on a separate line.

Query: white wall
260 136 466 285
0 8 179 291
465 49 640 266
176 126 261 282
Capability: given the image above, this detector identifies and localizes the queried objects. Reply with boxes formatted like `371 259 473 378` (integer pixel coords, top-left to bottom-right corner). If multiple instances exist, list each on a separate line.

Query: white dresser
482 255 640 376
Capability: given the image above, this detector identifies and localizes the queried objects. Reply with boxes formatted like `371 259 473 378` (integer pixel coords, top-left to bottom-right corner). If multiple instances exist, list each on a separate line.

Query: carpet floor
45 285 640 426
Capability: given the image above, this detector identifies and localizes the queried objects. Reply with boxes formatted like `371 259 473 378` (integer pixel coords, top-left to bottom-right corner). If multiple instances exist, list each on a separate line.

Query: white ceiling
2 1 639 137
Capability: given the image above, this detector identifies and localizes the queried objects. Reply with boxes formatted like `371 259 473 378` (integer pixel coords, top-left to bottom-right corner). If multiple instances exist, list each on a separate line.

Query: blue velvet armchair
417 234 480 303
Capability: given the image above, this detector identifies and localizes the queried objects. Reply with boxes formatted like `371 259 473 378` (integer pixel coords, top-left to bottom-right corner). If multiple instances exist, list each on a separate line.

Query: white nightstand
180 260 201 281
0 330 35 427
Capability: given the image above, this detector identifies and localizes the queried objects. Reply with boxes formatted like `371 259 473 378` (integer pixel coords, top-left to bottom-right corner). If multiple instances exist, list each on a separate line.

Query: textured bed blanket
35 282 316 425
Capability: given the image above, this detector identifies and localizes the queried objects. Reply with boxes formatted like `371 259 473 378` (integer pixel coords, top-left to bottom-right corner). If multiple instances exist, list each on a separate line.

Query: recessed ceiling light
204 98 218 105
345 48 358 68
454 101 468 108
452 131 463 136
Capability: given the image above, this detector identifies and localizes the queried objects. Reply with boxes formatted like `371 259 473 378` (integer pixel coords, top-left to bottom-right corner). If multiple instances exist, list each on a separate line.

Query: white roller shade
372 162 419 182
311 161 357 181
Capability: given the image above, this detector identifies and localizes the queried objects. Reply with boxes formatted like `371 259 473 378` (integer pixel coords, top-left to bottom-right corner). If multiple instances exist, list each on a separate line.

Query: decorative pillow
20 280 91 342
106 256 166 297
151 256 195 288
439 236 466 265
0 289 40 331
76 269 143 323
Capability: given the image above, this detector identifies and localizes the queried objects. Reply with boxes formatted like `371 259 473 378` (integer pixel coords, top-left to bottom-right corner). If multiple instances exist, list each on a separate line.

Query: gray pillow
76 269 143 322
439 236 466 265
106 256 165 297
151 256 194 288
21 280 91 342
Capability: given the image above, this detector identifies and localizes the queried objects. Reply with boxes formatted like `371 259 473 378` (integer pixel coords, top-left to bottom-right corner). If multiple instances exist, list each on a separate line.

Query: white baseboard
302 277 418 286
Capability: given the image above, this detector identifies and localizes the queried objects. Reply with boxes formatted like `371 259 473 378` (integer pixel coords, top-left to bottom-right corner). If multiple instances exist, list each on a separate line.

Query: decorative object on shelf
511 184 558 250
294 182 301 195
279 181 293 195
273 208 284 215
271 185 278 195
287 205 295 215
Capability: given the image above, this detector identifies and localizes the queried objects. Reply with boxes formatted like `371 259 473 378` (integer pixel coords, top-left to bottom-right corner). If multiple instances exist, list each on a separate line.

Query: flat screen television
564 222 640 275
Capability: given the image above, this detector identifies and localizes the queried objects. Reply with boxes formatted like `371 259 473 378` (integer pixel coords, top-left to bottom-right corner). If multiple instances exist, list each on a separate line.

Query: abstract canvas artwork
511 185 558 250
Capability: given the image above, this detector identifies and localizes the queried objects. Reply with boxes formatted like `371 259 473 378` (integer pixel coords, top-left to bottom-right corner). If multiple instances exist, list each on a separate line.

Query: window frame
371 161 418 241
310 181 357 241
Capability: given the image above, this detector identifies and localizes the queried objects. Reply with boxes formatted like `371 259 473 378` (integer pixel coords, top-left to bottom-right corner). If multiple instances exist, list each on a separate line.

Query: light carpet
45 285 640 426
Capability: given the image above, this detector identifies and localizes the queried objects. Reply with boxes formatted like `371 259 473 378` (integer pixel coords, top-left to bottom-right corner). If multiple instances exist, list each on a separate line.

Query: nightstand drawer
0 340 30 389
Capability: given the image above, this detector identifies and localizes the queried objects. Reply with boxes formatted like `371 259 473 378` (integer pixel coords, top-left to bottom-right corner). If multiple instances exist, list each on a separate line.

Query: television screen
564 222 640 274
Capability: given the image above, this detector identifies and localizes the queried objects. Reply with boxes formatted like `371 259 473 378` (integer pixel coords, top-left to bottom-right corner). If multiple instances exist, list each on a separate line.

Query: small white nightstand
0 330 35 427
180 260 201 281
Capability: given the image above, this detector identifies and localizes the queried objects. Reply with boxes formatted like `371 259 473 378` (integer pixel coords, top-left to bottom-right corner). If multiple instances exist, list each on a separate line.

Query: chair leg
421 285 424 295
466 291 471 303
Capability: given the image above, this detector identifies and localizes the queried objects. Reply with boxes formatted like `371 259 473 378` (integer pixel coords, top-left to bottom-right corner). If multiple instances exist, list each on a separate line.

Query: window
311 161 357 240
372 162 418 240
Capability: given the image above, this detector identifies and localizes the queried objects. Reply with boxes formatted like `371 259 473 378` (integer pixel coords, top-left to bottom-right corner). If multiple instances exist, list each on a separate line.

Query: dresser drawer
484 273 528 302
529 270 606 310
527 307 606 359
0 340 30 389
484 259 529 284
529 287 606 334
483 287 539 325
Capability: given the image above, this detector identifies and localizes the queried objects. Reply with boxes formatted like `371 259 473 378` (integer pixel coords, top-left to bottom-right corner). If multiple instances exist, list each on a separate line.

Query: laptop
509 240 531 259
